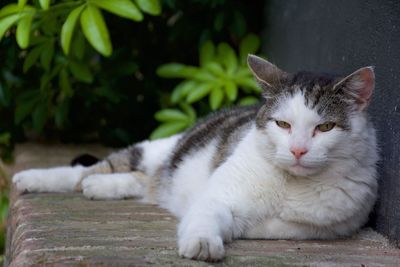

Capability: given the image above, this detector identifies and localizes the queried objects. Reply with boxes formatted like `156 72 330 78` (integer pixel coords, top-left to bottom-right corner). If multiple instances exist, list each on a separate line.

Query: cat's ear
334 66 375 111
247 55 287 95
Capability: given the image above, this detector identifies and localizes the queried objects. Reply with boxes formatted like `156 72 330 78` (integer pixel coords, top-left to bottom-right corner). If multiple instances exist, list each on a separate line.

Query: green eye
276 120 291 129
317 122 336 132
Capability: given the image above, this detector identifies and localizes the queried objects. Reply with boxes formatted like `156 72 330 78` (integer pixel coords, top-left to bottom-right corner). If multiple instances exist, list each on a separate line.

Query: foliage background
0 0 266 258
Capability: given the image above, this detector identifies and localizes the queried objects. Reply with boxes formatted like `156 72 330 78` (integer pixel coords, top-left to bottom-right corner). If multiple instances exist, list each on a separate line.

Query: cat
12 54 378 262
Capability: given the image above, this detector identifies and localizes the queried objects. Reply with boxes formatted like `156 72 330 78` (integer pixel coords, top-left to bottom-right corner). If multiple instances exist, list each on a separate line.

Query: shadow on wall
263 0 400 246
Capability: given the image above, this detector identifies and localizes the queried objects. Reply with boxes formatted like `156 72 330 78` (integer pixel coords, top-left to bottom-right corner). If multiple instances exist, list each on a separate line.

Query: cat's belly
160 141 219 218
242 218 334 240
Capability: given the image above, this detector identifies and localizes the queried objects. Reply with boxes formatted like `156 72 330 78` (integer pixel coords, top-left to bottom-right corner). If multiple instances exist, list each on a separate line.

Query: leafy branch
151 33 262 139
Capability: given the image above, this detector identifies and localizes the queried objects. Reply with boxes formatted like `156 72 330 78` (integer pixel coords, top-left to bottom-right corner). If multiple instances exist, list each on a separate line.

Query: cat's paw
82 173 143 200
13 169 47 193
13 166 84 193
178 235 225 262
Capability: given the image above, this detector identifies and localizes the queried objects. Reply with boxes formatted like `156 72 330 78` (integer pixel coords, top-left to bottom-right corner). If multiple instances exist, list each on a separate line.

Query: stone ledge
4 143 400 266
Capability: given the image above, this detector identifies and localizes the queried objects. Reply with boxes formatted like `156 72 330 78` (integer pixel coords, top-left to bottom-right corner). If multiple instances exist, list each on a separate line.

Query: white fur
138 134 181 177
173 92 377 260
82 173 143 200
13 166 86 193
12 92 378 262
160 140 218 218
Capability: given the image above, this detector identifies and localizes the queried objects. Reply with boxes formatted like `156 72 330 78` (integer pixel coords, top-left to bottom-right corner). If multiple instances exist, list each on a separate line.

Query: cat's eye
317 122 336 132
275 120 291 129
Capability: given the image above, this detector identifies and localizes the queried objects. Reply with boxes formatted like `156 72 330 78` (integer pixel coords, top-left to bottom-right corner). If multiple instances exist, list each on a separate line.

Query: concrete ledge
5 144 400 266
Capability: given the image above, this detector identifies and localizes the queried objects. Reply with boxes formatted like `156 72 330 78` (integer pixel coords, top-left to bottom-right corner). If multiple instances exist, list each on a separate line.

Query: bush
0 0 266 254
0 0 265 148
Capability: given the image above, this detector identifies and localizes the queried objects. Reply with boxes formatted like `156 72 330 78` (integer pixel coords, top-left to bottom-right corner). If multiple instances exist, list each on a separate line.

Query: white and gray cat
13 55 378 262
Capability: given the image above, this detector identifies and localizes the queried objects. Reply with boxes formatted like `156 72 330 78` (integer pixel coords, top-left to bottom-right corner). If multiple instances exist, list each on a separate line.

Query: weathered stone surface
5 144 400 266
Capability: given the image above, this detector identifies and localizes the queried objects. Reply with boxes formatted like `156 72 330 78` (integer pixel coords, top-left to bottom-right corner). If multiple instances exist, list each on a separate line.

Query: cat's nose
290 147 308 160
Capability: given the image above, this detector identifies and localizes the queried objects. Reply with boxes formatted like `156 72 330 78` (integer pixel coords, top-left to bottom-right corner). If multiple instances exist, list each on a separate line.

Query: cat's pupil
276 120 291 129
317 122 336 132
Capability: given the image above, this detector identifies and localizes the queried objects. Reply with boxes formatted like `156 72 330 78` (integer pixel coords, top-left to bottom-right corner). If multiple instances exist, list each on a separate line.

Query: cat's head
248 54 375 176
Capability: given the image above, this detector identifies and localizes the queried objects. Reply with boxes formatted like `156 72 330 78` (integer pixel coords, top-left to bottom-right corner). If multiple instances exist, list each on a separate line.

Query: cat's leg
13 165 87 193
13 134 180 196
81 172 145 200
177 200 233 261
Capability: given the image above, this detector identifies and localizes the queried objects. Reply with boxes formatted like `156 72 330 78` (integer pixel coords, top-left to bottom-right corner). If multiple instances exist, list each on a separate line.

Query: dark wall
264 0 400 245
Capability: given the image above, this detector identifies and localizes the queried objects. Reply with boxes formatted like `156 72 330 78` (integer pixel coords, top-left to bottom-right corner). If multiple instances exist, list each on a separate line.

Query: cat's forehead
284 71 338 101
281 72 350 127
273 92 321 126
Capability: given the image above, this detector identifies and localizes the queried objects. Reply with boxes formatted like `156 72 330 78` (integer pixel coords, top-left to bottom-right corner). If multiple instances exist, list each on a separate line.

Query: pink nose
290 147 308 160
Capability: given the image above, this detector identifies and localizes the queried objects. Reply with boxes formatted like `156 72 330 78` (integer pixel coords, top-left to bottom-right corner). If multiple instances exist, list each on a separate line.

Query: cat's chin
286 164 321 177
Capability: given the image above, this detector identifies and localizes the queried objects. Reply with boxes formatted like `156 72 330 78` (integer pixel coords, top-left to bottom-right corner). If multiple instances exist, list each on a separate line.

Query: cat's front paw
178 235 225 262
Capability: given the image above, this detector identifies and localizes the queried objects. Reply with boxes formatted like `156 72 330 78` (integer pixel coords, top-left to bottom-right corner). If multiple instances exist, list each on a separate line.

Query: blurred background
2 0 400 262
0 0 266 259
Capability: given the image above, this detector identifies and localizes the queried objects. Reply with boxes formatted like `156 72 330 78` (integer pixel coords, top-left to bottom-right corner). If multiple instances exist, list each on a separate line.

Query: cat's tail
71 153 100 167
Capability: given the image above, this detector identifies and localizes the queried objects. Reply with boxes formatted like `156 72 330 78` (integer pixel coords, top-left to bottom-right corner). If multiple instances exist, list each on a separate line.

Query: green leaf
150 121 188 140
213 12 224 32
54 99 69 129
61 5 85 55
0 132 11 146
156 63 199 78
225 80 238 101
23 43 44 72
40 64 62 90
134 0 161 16
239 33 260 65
209 87 224 110
217 42 237 75
80 4 112 57
92 0 143 21
171 80 197 104
18 0 28 9
16 12 34 49
59 68 73 99
68 60 93 83
199 41 214 67
186 83 213 103
0 14 21 41
71 31 86 60
231 10 246 37
0 83 11 107
180 103 196 123
38 0 50 10
15 96 38 124
155 109 188 122
205 62 225 77
40 40 54 70
0 4 19 18
238 96 259 106
235 68 252 78
32 103 47 132
235 76 261 93
193 70 215 82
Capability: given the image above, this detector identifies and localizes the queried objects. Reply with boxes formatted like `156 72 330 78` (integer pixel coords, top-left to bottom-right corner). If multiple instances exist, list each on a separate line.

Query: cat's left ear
333 66 375 111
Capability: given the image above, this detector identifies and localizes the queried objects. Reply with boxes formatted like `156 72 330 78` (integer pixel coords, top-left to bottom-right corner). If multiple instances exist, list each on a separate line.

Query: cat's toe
82 175 109 199
179 236 224 262
13 170 44 193
82 175 123 200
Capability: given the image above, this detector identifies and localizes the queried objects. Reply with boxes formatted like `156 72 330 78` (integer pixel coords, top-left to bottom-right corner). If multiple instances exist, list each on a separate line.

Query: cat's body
13 55 378 261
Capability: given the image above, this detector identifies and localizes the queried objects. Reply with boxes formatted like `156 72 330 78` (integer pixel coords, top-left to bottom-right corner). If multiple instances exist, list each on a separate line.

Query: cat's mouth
287 162 318 176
